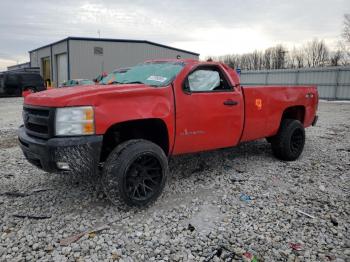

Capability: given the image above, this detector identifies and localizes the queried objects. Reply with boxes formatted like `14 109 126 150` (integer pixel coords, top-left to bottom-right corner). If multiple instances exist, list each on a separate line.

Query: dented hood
24 84 154 107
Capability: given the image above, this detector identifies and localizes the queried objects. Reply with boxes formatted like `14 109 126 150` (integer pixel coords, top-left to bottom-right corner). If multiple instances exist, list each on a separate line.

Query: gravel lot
0 97 349 261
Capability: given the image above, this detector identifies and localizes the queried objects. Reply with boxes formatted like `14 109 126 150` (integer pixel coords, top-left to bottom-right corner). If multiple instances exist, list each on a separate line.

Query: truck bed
240 85 318 142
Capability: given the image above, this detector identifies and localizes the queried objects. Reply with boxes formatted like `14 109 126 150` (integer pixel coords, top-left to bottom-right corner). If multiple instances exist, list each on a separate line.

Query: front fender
94 87 175 151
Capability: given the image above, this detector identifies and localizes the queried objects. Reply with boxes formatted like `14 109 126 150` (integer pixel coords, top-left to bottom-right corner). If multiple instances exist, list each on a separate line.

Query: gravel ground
0 97 349 262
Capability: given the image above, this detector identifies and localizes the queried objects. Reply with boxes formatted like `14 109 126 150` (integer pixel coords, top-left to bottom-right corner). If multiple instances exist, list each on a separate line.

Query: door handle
223 99 238 106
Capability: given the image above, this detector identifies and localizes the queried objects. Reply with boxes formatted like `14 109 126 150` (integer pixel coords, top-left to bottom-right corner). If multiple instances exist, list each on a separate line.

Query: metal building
29 37 199 87
7 62 31 71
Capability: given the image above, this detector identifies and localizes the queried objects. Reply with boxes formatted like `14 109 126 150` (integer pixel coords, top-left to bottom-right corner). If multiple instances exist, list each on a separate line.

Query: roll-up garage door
56 53 68 86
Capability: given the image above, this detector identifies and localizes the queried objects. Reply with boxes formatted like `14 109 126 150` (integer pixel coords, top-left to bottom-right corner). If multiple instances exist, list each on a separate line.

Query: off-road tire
101 139 168 207
271 119 305 161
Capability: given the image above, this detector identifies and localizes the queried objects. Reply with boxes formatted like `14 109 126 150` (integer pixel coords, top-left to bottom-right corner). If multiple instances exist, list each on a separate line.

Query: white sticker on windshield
147 75 167 82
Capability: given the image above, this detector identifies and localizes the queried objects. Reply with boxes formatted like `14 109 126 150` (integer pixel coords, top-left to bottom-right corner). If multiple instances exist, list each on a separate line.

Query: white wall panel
242 67 350 100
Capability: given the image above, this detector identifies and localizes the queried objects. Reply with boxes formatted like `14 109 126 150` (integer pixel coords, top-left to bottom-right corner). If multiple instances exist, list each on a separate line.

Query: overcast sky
0 0 349 71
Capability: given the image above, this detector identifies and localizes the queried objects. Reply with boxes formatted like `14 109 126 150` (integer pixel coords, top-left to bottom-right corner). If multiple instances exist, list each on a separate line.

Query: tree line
209 15 350 70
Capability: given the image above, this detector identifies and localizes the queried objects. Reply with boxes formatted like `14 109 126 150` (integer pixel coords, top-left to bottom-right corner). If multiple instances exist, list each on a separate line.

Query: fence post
295 70 300 85
335 68 340 100
265 71 269 85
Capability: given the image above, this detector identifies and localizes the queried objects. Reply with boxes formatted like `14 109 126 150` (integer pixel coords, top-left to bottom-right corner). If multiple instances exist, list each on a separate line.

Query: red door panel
172 65 244 154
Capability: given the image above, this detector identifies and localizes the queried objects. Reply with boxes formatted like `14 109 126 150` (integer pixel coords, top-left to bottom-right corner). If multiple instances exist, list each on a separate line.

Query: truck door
172 65 244 154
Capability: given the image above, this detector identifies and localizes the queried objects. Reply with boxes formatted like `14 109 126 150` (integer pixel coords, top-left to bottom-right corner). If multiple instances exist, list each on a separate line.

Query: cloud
0 0 349 71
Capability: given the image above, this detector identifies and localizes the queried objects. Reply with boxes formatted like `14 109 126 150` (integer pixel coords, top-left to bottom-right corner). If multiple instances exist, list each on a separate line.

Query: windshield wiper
121 81 144 84
109 81 123 84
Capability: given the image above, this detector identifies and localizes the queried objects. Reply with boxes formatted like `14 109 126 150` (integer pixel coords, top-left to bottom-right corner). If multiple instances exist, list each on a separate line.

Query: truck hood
24 84 155 107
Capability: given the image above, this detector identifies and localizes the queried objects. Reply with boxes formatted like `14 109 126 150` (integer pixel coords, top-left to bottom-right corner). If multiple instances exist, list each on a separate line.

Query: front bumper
18 126 103 173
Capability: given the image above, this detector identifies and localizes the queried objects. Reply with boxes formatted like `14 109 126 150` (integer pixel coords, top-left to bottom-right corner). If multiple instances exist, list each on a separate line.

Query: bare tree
240 54 251 70
340 15 350 65
304 39 329 67
270 45 287 69
209 36 350 70
263 48 273 69
250 50 263 70
336 41 350 66
330 50 342 66
287 47 297 68
295 51 305 68
287 47 304 68
343 14 350 43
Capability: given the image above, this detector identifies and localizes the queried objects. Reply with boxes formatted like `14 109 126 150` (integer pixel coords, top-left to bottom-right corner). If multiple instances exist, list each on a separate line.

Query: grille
23 105 54 139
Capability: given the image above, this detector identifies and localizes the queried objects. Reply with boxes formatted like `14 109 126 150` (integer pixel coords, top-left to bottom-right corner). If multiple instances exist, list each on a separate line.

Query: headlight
55 106 95 136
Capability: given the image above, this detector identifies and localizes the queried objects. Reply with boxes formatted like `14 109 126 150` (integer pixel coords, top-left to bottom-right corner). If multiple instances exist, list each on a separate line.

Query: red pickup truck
18 59 318 207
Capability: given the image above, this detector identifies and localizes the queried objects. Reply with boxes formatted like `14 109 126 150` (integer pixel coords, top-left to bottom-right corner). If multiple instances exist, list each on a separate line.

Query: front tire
101 139 168 207
271 119 305 161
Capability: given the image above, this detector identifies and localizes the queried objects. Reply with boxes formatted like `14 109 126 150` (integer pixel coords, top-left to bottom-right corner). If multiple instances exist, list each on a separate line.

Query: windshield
100 69 128 85
80 80 95 85
101 62 184 87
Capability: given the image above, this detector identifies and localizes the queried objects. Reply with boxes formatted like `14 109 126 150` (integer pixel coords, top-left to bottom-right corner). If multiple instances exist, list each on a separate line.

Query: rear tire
271 119 305 161
101 139 168 207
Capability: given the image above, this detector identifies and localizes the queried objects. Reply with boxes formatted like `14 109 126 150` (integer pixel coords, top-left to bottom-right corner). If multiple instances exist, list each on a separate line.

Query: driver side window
188 70 220 91
186 68 231 92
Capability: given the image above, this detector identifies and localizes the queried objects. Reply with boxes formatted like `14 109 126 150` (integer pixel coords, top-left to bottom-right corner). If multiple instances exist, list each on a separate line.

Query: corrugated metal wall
51 41 68 86
69 40 199 80
29 41 69 87
241 67 350 100
30 46 51 70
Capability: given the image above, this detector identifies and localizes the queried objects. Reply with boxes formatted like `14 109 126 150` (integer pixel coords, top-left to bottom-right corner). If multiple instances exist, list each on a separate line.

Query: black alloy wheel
290 128 304 155
102 139 168 207
124 153 163 202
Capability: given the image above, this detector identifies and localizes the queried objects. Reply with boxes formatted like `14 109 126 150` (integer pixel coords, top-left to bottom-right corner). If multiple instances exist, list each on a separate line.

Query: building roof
7 62 30 69
28 36 200 56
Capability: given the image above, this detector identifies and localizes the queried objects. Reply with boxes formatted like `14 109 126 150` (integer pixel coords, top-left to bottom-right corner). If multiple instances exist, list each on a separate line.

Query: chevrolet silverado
18 59 318 206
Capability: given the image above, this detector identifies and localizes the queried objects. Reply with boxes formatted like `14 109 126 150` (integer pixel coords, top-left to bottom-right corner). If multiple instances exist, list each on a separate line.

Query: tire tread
271 119 305 161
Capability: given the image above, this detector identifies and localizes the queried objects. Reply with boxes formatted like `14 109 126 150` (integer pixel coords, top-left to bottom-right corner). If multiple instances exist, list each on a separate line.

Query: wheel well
101 119 169 161
281 106 305 124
